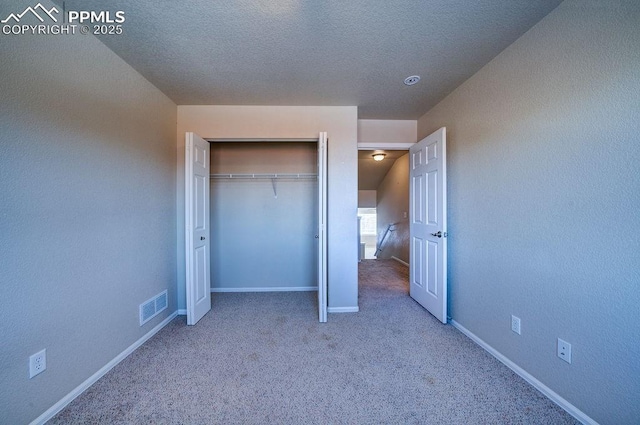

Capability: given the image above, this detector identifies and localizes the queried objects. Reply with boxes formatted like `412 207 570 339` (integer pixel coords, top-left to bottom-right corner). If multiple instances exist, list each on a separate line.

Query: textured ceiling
58 0 562 119
359 150 407 190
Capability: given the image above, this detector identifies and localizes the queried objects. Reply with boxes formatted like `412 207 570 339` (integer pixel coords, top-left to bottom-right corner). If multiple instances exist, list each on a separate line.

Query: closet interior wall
209 142 318 292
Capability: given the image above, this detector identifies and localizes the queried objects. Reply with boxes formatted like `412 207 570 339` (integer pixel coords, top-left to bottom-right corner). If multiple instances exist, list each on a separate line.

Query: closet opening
209 141 320 295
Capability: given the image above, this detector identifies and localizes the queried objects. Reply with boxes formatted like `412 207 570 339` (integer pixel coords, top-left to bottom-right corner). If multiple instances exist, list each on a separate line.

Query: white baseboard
450 320 597 425
327 306 359 313
177 309 187 315
211 286 318 293
391 256 409 267
30 311 178 425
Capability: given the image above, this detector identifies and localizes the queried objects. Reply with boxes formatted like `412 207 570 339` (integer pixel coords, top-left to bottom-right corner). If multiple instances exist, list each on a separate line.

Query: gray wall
210 143 317 291
375 154 409 263
358 190 377 208
417 1 640 423
0 3 178 422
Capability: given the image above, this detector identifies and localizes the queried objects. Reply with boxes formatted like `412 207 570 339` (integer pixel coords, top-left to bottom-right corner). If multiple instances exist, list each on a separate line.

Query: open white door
185 132 211 325
318 132 328 323
409 128 447 323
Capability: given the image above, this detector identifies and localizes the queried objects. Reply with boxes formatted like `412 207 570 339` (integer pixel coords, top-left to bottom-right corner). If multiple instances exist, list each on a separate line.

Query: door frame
357 143 415 150
185 135 328 323
356 142 413 262
356 139 448 323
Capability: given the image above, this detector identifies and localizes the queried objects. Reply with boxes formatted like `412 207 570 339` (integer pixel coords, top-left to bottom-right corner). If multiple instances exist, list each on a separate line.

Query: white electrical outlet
557 338 572 364
511 315 521 335
29 349 46 378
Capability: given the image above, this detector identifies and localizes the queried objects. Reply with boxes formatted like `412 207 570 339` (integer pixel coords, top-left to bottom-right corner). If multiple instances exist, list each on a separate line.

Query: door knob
315 235 319 239
200 236 206 240
430 231 442 238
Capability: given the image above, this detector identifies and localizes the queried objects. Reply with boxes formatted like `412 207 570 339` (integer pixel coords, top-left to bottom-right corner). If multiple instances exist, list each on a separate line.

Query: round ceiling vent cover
404 75 421 86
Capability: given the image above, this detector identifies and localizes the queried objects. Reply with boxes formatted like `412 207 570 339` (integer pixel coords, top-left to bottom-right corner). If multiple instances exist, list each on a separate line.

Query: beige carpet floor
51 259 578 424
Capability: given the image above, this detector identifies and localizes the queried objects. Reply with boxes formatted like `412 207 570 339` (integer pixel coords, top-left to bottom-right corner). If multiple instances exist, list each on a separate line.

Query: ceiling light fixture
372 153 386 161
404 75 420 86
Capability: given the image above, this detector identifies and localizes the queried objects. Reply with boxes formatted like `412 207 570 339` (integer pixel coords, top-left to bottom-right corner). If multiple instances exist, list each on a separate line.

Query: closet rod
210 173 317 180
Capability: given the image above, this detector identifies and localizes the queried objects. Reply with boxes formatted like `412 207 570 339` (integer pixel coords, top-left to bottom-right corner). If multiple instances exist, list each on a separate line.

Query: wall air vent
139 290 168 326
155 291 167 312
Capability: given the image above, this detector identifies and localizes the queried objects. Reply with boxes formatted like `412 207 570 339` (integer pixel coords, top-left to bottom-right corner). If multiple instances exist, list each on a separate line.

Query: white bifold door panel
409 127 447 323
317 132 328 323
185 132 211 325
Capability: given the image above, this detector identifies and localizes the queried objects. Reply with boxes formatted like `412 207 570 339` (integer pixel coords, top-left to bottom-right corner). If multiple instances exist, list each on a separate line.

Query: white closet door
317 132 328 323
185 132 211 325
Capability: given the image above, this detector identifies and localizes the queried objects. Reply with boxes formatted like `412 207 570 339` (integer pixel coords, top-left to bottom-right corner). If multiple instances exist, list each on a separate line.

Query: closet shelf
210 173 317 180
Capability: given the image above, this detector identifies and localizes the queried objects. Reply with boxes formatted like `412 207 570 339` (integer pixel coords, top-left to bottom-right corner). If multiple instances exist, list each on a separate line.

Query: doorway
356 128 449 324
357 207 377 259
185 133 328 324
209 142 318 293
357 149 411 265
